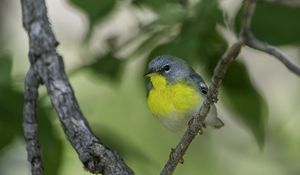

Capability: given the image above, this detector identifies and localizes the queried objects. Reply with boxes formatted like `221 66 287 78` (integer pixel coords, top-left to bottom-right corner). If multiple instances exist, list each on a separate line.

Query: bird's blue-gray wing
189 70 224 128
189 71 208 96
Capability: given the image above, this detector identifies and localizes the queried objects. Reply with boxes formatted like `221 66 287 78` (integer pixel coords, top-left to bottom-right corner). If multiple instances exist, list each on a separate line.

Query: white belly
157 104 220 131
156 104 200 132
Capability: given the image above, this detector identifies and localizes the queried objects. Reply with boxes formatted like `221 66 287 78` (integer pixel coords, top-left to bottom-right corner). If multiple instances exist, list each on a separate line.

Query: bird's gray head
145 55 191 83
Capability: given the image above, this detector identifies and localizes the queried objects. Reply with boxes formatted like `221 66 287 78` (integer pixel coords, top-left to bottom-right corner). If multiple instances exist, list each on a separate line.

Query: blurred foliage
79 53 125 84
235 1 300 45
147 0 225 64
68 0 117 39
222 61 267 147
1 0 300 174
91 124 154 167
0 55 23 150
133 0 169 11
0 54 12 85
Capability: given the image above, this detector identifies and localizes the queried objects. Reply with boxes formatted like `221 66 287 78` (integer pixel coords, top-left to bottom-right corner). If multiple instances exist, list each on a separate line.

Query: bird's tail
204 104 224 129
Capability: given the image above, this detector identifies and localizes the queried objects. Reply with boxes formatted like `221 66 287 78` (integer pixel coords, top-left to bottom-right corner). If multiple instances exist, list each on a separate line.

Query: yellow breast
147 74 201 117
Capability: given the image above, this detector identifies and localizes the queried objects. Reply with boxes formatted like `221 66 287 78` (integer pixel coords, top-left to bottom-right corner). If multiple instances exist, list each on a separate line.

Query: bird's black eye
163 65 170 72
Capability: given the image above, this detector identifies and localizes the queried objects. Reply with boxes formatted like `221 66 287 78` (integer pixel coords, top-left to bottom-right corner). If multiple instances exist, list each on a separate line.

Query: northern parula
146 55 224 131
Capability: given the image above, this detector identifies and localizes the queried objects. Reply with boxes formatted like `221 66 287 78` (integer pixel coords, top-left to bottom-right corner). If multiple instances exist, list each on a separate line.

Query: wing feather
189 71 208 96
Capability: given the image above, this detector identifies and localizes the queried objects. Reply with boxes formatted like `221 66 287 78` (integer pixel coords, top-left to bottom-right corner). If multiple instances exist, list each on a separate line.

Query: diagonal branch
23 69 43 175
241 0 300 76
20 0 133 174
245 35 300 76
160 40 244 175
161 0 300 174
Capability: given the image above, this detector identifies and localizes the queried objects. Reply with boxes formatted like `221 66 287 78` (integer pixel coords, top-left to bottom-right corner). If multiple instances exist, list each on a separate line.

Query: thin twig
246 35 300 76
23 69 43 175
240 0 256 35
20 0 133 174
161 0 299 174
241 0 300 76
160 1 249 173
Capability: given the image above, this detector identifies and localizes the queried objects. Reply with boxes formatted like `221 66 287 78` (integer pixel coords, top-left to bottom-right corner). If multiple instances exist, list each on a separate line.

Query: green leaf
155 3 184 25
91 124 157 174
68 0 117 35
0 55 23 135
0 55 23 154
0 54 12 86
222 61 267 147
132 0 168 11
91 124 152 163
0 123 15 153
87 53 124 83
235 1 300 45
144 0 226 88
0 86 23 134
147 0 225 64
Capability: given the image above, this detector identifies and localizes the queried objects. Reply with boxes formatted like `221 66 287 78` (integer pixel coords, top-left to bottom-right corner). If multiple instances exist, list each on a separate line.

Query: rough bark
23 69 43 175
21 0 133 174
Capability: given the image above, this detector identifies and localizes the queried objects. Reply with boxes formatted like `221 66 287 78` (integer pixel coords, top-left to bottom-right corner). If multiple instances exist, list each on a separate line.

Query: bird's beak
144 70 159 77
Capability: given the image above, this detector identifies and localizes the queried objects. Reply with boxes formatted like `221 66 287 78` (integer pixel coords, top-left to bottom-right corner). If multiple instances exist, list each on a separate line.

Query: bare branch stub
20 0 133 174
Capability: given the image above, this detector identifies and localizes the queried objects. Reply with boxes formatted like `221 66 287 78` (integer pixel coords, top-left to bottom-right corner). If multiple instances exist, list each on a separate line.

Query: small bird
145 55 224 131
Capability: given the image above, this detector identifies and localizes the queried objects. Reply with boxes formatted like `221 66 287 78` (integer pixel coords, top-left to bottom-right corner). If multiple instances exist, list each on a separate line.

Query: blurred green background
0 0 300 174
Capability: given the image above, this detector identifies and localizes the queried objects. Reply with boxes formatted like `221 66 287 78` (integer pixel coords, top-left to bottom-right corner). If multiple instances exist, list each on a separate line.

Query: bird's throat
147 74 201 117
150 74 168 90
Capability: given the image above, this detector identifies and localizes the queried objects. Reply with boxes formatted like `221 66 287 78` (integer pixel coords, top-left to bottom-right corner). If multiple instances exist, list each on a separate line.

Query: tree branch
241 0 300 76
240 0 256 35
161 0 300 174
245 35 300 76
21 0 133 174
160 40 244 175
23 69 43 175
